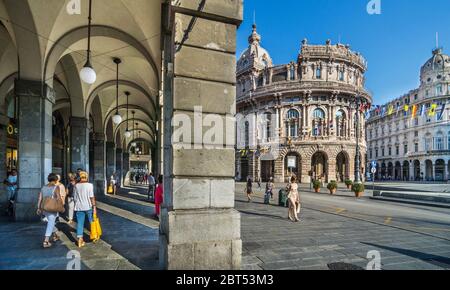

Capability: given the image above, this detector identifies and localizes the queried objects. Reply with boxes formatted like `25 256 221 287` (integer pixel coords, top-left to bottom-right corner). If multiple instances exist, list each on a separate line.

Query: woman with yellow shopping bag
73 171 98 248
90 212 102 243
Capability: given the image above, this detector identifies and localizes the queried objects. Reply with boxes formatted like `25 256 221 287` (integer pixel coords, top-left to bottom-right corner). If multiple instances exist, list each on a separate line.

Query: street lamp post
354 96 362 184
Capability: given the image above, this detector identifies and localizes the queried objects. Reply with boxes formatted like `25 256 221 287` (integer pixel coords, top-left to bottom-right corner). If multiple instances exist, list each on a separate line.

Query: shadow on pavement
362 242 450 269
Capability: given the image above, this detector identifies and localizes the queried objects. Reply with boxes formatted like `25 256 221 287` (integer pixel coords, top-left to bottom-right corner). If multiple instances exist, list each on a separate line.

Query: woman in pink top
154 175 163 219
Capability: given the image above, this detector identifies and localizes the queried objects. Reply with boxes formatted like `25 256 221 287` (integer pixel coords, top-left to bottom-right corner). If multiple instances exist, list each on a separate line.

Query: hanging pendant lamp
124 91 132 138
112 58 122 125
80 0 97 84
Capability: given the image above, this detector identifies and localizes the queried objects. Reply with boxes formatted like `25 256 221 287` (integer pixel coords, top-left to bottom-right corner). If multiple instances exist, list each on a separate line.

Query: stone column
160 0 242 270
70 117 89 173
122 152 130 186
301 157 311 184
92 136 106 196
115 148 123 187
410 163 415 181
274 155 284 183
328 158 337 183
14 80 54 221
0 114 8 207
105 142 116 181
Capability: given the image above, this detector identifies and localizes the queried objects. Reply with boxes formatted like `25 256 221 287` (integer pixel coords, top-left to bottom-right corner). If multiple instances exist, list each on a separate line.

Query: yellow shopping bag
107 184 114 194
90 213 102 243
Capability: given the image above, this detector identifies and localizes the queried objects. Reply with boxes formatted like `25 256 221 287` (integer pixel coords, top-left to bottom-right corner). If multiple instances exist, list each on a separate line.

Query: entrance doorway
336 152 349 182
311 152 328 183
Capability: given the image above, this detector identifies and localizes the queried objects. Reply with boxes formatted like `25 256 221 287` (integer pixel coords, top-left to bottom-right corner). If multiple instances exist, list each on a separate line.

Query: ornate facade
236 25 372 183
366 48 450 182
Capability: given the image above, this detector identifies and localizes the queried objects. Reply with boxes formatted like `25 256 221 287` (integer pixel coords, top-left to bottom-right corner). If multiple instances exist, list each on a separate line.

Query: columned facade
367 48 450 182
70 117 89 173
236 32 371 183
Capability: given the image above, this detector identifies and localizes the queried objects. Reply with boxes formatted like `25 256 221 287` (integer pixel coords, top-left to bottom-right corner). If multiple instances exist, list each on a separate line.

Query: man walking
148 172 156 201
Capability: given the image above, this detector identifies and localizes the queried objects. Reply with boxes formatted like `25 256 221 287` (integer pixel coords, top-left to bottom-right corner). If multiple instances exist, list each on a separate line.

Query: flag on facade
428 103 438 117
381 106 386 117
419 104 425 117
403 105 409 116
388 105 394 116
365 111 371 120
411 105 418 119
437 103 446 120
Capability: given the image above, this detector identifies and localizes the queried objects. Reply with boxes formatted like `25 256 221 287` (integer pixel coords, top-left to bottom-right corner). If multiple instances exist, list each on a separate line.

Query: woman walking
74 171 97 248
36 173 63 248
287 176 301 222
154 175 163 220
66 173 76 224
246 177 253 202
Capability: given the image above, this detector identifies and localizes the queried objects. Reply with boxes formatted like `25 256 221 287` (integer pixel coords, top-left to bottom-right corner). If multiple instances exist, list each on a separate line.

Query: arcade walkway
0 185 160 270
2 183 450 270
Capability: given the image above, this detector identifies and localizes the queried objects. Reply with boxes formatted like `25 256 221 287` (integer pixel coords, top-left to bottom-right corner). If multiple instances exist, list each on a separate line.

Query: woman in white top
36 173 63 248
287 175 301 222
74 171 97 248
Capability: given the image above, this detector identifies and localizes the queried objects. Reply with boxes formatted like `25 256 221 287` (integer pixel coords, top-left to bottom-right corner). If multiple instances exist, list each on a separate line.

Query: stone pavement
2 183 450 270
0 185 160 270
236 189 450 270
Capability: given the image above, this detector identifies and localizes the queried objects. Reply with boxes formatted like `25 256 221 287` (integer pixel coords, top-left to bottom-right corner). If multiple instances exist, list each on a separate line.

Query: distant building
366 48 450 182
236 25 372 183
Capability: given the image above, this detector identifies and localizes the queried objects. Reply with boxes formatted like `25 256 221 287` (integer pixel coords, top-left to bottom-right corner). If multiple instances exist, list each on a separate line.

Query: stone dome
237 24 273 73
420 48 450 80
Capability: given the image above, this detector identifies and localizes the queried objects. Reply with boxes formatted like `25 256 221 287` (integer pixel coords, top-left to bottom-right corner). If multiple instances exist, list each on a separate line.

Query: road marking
384 217 392 224
335 208 347 214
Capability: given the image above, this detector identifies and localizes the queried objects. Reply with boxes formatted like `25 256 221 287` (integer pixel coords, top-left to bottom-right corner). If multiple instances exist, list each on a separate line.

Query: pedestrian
56 175 66 206
144 173 148 185
74 171 97 248
5 169 18 202
287 175 301 222
246 177 253 202
36 173 64 248
148 172 156 201
154 175 163 220
66 173 76 224
109 175 116 195
265 177 274 201
257 176 262 190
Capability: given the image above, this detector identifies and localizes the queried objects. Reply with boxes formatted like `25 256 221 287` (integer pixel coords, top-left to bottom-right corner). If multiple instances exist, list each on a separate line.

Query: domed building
236 25 372 183
366 48 450 182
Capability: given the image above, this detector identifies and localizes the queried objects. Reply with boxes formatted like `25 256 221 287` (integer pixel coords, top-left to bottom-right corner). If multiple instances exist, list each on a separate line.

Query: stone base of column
14 188 41 222
159 208 241 270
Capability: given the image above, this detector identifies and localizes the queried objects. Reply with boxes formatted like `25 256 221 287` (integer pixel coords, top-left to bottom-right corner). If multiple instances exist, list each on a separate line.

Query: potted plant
345 179 353 189
313 180 322 193
327 180 338 195
352 183 365 198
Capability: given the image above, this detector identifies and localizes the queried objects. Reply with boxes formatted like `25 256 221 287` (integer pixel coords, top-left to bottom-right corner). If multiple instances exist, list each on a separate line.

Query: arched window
434 132 444 151
286 109 300 138
312 108 326 137
336 110 347 137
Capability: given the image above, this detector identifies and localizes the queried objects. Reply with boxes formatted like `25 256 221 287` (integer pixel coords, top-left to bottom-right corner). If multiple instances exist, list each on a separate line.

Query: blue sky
237 0 450 105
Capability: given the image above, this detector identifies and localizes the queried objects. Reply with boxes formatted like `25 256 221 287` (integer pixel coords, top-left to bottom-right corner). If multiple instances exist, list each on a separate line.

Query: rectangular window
316 68 322 79
375 148 379 158
339 71 344 81
414 118 419 126
382 147 385 157
404 144 408 154
434 137 444 151
369 150 373 159
388 147 392 156
414 131 419 137
396 146 400 155
415 143 419 152
436 84 443 95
